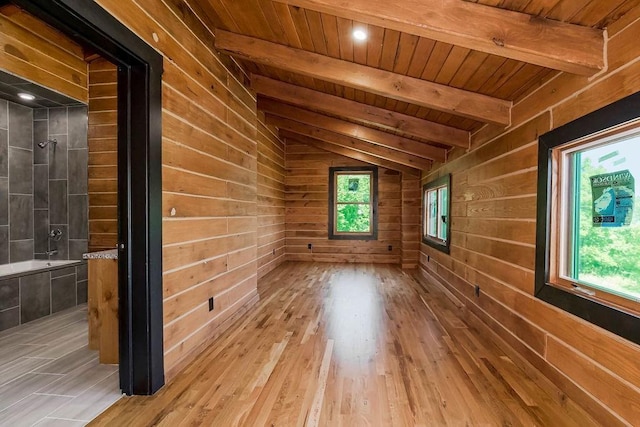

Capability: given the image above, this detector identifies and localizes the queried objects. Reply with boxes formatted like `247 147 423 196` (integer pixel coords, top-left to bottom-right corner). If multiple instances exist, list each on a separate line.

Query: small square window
422 174 451 253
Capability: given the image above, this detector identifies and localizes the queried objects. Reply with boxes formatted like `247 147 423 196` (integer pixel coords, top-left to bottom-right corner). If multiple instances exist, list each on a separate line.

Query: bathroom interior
0 3 123 423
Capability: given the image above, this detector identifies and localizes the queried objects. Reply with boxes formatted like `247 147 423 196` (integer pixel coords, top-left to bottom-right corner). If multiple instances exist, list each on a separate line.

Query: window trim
535 91 640 345
328 166 378 240
422 174 451 254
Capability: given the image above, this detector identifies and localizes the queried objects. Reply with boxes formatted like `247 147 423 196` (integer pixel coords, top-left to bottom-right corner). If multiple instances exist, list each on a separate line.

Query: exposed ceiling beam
258 97 447 162
215 29 511 125
251 75 469 148
273 0 604 76
268 115 433 171
282 131 421 177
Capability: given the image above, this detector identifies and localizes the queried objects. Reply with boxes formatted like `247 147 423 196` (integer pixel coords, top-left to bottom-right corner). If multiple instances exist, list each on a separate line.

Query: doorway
9 0 165 396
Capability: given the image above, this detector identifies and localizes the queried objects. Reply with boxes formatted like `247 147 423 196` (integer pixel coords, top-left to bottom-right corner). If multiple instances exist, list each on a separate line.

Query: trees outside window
422 175 451 254
329 167 378 240
536 91 640 345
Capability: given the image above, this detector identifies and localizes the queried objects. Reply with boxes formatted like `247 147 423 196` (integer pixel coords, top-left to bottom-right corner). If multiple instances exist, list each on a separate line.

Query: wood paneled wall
420 13 640 426
0 5 87 103
401 175 420 269
93 0 286 379
88 59 118 251
257 113 285 278
285 142 401 264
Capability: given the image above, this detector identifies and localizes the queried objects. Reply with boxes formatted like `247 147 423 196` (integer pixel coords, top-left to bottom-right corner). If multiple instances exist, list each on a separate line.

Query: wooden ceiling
198 0 640 173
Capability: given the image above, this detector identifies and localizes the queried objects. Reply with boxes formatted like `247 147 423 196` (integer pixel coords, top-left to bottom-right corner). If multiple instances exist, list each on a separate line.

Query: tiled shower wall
0 100 88 263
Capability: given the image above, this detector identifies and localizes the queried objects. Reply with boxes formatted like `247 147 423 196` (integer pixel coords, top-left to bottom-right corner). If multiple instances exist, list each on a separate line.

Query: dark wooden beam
259 97 447 162
252 75 469 148
268 114 432 170
215 29 511 125
274 0 604 76
282 131 421 177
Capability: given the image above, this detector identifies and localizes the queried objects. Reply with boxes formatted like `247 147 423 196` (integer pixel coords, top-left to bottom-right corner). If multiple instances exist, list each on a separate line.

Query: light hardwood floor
92 262 597 426
0 305 121 426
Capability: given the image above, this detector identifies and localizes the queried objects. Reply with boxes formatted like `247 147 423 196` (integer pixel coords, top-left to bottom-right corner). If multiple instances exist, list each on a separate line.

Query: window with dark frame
328 167 378 240
422 174 451 254
536 91 640 345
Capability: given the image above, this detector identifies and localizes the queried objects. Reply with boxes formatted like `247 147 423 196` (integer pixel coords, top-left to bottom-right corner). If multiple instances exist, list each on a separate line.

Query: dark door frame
13 0 164 395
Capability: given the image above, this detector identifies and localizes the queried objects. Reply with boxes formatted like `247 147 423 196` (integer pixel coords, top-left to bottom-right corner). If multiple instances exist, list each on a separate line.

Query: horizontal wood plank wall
419 14 640 427
0 5 87 103
94 0 283 379
257 112 285 278
401 175 420 268
285 142 401 264
88 59 118 251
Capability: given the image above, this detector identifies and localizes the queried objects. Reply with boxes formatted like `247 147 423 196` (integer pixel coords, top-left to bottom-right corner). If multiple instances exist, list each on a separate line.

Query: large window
329 167 378 240
536 91 640 345
422 175 451 253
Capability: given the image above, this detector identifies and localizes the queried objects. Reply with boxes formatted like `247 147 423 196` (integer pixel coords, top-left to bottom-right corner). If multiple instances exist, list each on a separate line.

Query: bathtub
0 259 82 281
0 259 88 332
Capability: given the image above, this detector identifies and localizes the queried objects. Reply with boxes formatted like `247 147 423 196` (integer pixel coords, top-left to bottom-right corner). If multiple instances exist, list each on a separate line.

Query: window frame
535 91 640 345
328 166 378 240
422 174 451 254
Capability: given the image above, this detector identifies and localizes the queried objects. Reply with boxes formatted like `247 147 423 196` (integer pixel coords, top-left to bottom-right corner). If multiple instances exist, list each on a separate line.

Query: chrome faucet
45 249 58 256
49 228 63 241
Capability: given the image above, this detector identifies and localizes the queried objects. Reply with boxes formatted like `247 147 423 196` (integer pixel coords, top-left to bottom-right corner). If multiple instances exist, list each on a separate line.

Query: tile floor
0 305 122 426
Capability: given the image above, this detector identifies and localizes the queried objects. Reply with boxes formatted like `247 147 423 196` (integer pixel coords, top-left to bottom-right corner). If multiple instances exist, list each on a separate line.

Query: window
329 167 378 240
422 175 451 253
536 91 640 345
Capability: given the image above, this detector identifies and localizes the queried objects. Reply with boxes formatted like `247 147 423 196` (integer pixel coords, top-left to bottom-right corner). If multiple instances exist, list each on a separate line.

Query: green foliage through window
335 174 372 233
572 139 640 300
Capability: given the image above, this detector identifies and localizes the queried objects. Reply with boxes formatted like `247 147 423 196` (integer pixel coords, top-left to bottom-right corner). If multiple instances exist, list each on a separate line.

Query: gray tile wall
0 101 88 263
0 100 89 329
32 106 88 261
0 101 34 263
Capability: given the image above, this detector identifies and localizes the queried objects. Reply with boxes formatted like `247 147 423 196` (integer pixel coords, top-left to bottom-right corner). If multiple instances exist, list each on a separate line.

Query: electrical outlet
208 297 214 311
272 248 276 255
474 285 480 297
388 245 392 251
308 243 312 250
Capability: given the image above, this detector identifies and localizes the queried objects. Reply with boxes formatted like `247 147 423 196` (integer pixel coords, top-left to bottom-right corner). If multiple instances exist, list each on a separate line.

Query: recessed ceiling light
353 29 367 41
18 93 35 101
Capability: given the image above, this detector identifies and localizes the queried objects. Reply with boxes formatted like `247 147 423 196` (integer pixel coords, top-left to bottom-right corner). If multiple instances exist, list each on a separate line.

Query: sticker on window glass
348 178 359 191
590 170 634 227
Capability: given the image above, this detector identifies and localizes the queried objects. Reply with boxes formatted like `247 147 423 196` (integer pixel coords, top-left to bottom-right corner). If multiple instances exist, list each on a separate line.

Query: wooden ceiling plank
435 46 471 86
380 29 401 72
287 3 316 51
259 97 447 161
392 32 419 74
572 0 627 27
321 14 341 58
268 114 432 169
282 132 421 176
366 24 385 68
406 37 436 78
352 21 368 65
335 17 354 61
279 129 431 175
251 75 469 148
272 0 604 75
270 2 304 48
305 9 329 56
216 29 512 125
256 0 289 43
421 43 453 82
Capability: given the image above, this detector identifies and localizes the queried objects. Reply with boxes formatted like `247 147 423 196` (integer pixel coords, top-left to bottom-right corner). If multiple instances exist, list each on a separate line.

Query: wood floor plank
91 262 598 426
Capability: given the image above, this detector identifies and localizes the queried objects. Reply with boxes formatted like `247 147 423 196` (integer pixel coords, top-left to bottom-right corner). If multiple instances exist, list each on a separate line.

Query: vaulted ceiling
198 0 640 173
